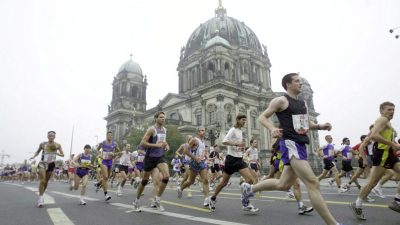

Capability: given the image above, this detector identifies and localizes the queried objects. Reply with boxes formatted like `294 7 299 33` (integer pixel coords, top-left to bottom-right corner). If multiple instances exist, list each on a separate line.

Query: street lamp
206 122 221 146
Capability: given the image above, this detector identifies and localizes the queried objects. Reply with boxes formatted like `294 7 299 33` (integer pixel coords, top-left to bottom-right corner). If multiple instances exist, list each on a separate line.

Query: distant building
104 1 322 173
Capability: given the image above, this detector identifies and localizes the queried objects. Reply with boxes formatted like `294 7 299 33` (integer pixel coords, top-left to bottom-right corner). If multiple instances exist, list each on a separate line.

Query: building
104 1 322 173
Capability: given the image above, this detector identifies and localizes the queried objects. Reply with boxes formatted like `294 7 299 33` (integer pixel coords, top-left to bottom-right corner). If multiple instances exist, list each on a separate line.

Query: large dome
184 3 262 58
118 58 143 75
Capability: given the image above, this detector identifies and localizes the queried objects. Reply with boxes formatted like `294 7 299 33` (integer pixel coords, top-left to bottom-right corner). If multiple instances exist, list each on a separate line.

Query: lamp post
206 122 221 146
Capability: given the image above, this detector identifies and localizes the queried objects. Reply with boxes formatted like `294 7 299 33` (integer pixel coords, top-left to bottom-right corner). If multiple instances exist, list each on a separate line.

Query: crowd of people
1 73 399 225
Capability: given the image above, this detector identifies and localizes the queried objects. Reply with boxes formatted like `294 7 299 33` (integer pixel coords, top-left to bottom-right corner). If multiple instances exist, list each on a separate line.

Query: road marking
4 183 55 204
161 200 211 212
111 202 250 225
51 191 99 201
47 208 75 225
190 195 275 202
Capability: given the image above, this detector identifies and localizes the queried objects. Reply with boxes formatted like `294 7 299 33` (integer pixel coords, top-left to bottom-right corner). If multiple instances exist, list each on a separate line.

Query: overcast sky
1 0 399 164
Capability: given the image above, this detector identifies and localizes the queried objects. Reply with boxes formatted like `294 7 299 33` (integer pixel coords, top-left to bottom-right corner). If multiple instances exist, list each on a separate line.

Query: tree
124 124 185 162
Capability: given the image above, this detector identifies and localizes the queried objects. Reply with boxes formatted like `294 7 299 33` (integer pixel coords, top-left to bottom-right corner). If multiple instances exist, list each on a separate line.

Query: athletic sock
297 201 304 208
355 197 363 208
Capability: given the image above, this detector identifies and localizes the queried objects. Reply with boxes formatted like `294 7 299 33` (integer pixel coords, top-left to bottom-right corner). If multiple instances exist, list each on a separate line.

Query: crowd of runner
1 73 399 225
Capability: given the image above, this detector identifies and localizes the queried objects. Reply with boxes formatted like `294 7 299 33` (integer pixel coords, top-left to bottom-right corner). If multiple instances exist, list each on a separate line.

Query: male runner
30 131 64 207
241 73 342 225
132 111 170 211
350 101 400 220
72 144 92 205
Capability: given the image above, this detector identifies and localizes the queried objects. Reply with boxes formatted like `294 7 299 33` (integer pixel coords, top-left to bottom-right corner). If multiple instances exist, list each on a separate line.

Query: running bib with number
137 155 144 162
43 153 56 163
292 114 309 134
81 159 91 167
157 133 166 143
102 151 113 160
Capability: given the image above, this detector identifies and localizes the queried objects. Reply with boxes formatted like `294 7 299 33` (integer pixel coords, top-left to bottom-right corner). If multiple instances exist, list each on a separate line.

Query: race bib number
292 114 309 134
347 152 352 159
81 159 91 167
157 133 166 143
137 155 144 162
44 153 56 163
103 151 113 160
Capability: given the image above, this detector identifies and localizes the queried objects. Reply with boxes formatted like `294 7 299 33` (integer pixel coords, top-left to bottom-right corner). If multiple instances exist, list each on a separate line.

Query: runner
30 131 64 207
209 114 259 213
131 145 146 189
336 138 360 190
246 139 261 185
96 131 121 201
241 73 342 225
132 111 170 212
175 135 193 197
177 127 211 208
116 143 133 196
317 135 347 193
350 101 400 220
209 144 223 188
67 154 75 190
72 144 92 205
171 155 182 185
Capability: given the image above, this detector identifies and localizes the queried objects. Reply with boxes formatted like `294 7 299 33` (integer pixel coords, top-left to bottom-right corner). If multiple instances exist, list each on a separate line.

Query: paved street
0 178 399 225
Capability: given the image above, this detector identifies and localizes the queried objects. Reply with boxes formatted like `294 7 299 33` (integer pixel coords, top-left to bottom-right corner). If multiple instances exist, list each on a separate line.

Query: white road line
3 183 55 204
190 195 275 202
111 202 250 225
47 208 75 225
51 191 99 201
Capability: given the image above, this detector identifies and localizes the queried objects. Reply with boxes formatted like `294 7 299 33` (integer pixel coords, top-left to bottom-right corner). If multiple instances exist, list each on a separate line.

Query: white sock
355 197 363 208
298 201 304 208
376 183 381 189
80 195 84 201
155 196 160 201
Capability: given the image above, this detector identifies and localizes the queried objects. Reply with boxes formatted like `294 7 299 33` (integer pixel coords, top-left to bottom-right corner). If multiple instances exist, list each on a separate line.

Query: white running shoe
37 196 44 207
209 196 216 212
176 187 183 199
362 195 375 203
154 199 165 212
105 194 111 201
338 185 349 193
371 186 385 198
132 199 141 212
79 199 87 205
286 190 295 199
298 205 314 215
242 203 259 213
203 197 209 208
327 179 334 188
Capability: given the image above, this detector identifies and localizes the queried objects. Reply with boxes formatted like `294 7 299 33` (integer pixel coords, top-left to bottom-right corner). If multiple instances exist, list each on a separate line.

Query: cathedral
104 1 322 172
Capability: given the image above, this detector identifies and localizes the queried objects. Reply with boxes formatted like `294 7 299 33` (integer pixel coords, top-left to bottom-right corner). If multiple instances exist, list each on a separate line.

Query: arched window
170 113 180 120
132 86 138 98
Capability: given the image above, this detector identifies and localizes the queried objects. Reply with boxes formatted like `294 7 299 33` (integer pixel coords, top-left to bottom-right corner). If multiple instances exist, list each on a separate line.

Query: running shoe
362 195 375 203
327 179 334 188
209 196 216 212
371 186 385 198
349 202 366 220
150 199 157 209
79 199 87 205
203 198 209 208
176 186 183 199
338 185 349 193
37 196 44 208
133 181 139 189
286 190 295 199
132 198 141 212
298 205 314 215
388 200 400 213
155 199 165 212
242 203 259 213
105 194 111 201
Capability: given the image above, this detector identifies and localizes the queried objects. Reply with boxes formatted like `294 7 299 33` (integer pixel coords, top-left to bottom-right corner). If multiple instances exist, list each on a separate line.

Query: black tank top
276 94 310 144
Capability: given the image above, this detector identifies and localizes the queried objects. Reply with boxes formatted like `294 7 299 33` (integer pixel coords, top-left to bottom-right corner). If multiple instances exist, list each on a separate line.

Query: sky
1 0 399 165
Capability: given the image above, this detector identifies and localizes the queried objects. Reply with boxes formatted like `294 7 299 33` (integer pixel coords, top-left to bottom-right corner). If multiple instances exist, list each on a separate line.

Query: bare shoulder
269 96 287 111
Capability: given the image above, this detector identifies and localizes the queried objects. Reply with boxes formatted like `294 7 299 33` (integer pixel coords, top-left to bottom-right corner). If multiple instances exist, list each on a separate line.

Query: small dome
204 35 231 49
118 59 143 75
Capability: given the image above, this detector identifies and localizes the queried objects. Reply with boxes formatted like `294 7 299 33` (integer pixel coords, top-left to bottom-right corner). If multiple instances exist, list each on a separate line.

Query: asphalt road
0 177 399 225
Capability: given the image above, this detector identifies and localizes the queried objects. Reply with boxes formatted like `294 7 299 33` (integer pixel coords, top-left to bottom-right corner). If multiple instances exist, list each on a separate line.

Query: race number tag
81 159 91 167
157 133 166 143
103 151 113 160
292 114 309 134
44 153 56 163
